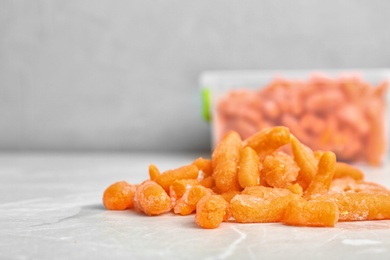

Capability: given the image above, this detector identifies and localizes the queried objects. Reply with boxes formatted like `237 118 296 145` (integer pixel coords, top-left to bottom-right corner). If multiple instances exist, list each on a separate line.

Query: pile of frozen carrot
103 126 390 229
215 75 388 165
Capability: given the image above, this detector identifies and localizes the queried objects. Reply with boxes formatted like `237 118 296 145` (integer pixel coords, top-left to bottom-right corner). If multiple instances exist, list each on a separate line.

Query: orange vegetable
283 197 339 227
134 180 171 216
214 75 388 165
220 190 241 203
242 186 292 199
155 164 199 192
262 151 299 188
330 178 389 194
237 146 260 188
199 176 215 188
318 192 390 221
102 126 390 229
103 181 136 210
231 194 299 223
291 135 318 189
192 157 213 177
304 151 336 199
169 179 200 202
333 162 364 181
212 131 242 192
148 164 161 181
244 126 291 159
195 195 230 229
174 185 213 216
286 183 303 196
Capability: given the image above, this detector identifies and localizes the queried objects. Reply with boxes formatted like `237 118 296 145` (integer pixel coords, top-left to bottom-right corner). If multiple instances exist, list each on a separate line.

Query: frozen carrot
304 89 344 114
220 190 241 203
242 186 292 199
231 194 299 223
192 157 213 177
313 150 325 160
291 135 318 189
319 192 390 221
262 151 299 188
169 179 199 202
212 131 242 192
215 74 388 165
155 164 199 192
304 151 336 199
244 126 291 159
199 176 215 188
195 195 230 229
103 181 136 210
337 104 369 136
241 186 266 198
281 114 310 146
365 107 386 166
174 185 213 216
330 178 390 194
287 183 303 196
283 197 339 227
261 99 281 120
134 180 171 216
237 146 260 188
103 125 390 230
230 118 259 141
333 162 364 181
299 113 325 136
148 164 161 181
218 90 261 125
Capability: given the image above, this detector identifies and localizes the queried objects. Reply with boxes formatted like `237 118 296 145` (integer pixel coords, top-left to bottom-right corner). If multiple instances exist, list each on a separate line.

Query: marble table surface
0 152 389 260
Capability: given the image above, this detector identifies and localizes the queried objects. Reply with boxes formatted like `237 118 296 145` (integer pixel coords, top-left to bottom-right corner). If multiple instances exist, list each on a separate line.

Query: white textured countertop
1 152 390 260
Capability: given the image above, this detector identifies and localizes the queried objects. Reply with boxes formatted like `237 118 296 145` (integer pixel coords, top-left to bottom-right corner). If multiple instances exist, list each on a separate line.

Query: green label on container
201 87 211 122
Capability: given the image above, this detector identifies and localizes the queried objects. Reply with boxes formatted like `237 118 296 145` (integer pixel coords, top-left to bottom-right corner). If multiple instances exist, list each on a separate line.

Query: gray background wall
1 0 390 152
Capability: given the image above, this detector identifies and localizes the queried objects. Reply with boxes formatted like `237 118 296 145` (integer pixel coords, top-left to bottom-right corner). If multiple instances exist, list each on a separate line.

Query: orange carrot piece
319 192 390 221
333 162 364 181
148 164 161 181
231 194 299 223
169 179 200 202
242 186 292 199
262 151 299 188
287 183 303 196
155 164 199 192
173 185 213 216
134 180 171 216
220 190 241 203
283 197 339 227
237 146 260 188
291 135 318 188
304 151 336 199
103 181 136 210
195 195 230 229
212 131 242 192
199 175 215 188
244 126 291 159
192 157 213 177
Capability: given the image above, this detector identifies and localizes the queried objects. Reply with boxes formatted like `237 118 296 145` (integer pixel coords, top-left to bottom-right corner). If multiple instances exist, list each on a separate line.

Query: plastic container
200 69 390 166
